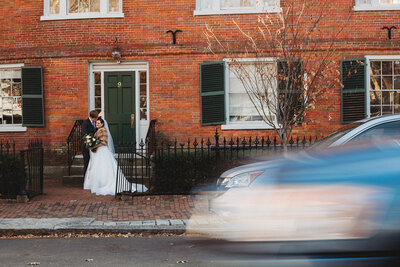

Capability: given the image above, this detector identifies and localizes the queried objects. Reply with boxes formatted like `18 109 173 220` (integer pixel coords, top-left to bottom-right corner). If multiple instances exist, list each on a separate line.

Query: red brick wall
1 0 400 163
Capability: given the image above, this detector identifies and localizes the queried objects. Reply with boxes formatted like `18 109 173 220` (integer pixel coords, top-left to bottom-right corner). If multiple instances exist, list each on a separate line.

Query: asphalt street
0 235 398 267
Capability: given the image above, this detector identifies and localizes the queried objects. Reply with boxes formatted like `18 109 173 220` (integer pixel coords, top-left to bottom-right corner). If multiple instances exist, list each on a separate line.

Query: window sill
354 5 400 11
40 13 124 21
194 8 281 16
0 126 27 132
221 122 275 130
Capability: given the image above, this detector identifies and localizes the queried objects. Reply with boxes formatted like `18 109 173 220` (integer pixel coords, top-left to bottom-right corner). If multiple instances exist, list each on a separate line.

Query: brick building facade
1 0 400 164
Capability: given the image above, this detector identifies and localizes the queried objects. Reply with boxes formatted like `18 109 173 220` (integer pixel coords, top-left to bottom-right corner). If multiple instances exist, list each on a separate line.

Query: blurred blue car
194 140 400 257
217 114 400 190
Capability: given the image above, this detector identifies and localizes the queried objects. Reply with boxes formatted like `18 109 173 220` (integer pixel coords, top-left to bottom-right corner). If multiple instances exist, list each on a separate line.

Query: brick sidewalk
0 181 208 222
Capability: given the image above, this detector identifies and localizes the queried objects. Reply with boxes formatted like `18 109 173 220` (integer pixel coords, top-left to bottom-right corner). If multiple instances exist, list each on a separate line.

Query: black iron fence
115 130 317 196
0 140 44 199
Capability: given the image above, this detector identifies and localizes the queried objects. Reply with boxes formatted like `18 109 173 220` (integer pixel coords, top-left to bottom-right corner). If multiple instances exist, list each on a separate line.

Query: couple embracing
81 110 147 195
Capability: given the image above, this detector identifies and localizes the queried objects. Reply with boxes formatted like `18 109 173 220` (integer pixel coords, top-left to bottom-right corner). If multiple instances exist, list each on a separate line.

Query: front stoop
62 174 85 187
63 155 151 187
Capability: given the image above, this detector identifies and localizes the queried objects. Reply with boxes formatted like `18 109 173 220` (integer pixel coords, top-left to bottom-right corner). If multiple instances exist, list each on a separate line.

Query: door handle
131 114 135 128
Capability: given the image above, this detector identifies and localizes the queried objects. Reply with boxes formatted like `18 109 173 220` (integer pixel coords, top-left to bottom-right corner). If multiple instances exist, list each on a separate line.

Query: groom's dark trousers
81 118 96 176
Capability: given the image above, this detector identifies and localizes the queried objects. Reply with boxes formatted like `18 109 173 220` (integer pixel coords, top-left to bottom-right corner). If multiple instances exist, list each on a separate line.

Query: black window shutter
200 62 225 125
22 67 45 127
277 60 303 124
341 59 366 124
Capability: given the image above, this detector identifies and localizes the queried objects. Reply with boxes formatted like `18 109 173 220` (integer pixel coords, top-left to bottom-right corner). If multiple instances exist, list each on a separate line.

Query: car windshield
309 122 363 149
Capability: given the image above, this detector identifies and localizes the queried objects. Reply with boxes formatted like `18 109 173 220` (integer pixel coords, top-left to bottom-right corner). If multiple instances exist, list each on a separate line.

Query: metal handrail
67 119 83 176
145 119 157 155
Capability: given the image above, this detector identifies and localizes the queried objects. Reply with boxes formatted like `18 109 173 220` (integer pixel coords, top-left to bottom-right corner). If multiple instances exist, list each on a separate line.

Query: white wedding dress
83 121 148 195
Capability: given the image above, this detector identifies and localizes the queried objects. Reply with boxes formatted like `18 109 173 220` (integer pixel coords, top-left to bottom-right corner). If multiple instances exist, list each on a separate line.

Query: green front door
105 72 135 151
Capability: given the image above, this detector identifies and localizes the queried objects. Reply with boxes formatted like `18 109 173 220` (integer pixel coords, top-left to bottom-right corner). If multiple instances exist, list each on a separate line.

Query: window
0 68 22 125
355 0 400 10
139 71 148 120
195 0 280 15
0 65 44 131
94 72 102 114
227 62 275 124
42 0 123 20
200 59 281 129
369 60 400 116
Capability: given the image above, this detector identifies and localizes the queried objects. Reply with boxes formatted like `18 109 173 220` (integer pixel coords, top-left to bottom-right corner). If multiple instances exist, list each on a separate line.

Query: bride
83 117 147 195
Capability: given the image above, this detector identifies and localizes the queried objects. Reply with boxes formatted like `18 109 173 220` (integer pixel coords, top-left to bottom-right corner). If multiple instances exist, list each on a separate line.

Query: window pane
382 61 393 75
370 105 381 116
95 97 101 109
109 0 120 12
370 91 381 105
221 0 254 8
1 79 11 96
394 76 400 89
69 0 79 13
382 105 393 114
382 91 392 105
370 61 381 75
90 0 100 12
201 0 213 10
382 76 393 89
3 110 12 124
140 71 146 84
394 91 400 104
370 76 381 90
13 97 21 111
94 72 101 84
12 79 21 96
95 85 101 96
70 0 96 13
140 85 146 96
13 113 22 124
3 97 12 110
394 61 400 75
50 0 60 14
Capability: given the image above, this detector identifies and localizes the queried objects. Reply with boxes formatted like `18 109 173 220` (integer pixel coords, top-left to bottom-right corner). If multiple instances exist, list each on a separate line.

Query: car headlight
220 171 264 188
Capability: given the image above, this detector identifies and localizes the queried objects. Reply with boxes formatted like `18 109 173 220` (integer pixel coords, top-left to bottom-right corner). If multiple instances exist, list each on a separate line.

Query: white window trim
221 58 277 130
0 63 27 132
365 55 400 118
41 0 124 21
194 0 281 16
354 1 400 11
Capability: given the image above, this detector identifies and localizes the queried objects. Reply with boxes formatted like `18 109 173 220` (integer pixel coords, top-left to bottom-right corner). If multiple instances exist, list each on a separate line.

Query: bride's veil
103 119 115 154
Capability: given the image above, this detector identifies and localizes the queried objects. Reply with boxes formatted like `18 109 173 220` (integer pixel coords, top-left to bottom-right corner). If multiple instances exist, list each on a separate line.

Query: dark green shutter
341 59 366 124
200 62 225 125
22 67 45 127
277 60 303 124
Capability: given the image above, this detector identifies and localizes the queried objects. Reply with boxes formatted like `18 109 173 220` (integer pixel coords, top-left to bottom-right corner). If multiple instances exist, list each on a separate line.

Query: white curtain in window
229 66 261 121
50 0 60 14
222 0 254 8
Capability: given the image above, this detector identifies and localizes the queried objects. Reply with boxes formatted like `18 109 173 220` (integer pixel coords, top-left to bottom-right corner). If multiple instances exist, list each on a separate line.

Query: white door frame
88 61 150 144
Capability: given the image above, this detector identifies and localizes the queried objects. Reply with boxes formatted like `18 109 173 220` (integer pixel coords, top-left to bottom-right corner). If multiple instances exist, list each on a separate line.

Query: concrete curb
0 218 189 235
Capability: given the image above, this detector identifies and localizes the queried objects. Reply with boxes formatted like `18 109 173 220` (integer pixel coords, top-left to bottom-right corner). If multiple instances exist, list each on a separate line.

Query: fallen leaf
169 242 174 246
85 259 94 262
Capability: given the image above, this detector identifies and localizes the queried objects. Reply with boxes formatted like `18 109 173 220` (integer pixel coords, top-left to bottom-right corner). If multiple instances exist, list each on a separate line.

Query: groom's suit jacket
81 118 96 137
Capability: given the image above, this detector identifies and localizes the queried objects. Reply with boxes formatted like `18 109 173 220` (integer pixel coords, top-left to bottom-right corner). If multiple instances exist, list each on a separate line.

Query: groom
81 110 98 176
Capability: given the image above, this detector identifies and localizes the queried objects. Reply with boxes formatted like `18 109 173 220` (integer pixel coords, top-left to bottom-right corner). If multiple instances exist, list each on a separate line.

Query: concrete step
62 175 84 187
62 175 151 188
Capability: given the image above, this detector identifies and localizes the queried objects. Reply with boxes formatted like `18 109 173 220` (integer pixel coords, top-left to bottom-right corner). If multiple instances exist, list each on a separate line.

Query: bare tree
205 0 351 151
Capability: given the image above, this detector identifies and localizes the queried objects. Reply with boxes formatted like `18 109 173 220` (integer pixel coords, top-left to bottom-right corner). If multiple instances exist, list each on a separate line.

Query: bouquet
83 133 100 150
